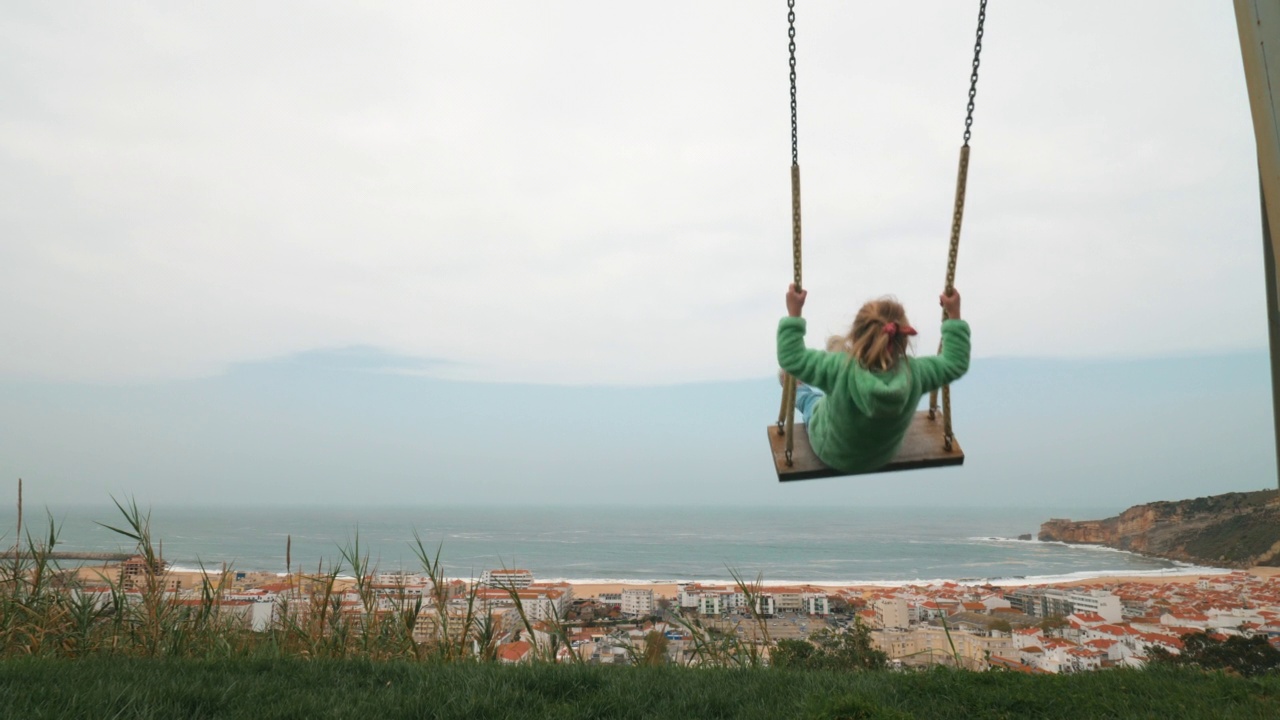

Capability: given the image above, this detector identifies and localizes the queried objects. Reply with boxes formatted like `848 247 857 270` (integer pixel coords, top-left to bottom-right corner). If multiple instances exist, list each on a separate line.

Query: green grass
0 658 1277 719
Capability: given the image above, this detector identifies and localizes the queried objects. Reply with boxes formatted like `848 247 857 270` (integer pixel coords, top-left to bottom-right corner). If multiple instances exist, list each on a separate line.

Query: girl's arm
911 290 970 392
777 317 844 392
776 284 843 391
910 320 971 392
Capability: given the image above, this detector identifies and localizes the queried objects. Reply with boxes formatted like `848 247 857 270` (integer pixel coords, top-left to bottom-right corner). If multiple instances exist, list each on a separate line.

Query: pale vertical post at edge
1234 0 1280 489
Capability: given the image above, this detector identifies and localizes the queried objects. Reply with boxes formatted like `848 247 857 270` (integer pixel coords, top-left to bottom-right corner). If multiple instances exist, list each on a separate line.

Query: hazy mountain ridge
1039 490 1280 568
1 349 1273 507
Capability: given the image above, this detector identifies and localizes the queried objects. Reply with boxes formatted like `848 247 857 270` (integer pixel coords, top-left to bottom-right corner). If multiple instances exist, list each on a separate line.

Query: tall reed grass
1 490 790 668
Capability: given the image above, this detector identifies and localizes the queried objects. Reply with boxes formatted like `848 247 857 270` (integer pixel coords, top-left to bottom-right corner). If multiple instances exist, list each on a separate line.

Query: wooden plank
767 411 964 482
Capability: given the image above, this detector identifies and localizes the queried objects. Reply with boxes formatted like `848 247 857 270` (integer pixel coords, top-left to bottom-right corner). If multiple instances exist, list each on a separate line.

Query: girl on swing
777 284 970 474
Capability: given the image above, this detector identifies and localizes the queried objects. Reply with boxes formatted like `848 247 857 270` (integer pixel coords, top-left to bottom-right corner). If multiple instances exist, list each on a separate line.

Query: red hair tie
883 322 917 338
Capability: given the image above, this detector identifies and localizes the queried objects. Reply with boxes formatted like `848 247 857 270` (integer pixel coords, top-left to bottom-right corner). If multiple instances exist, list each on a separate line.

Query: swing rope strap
776 0 802 464
929 0 986 452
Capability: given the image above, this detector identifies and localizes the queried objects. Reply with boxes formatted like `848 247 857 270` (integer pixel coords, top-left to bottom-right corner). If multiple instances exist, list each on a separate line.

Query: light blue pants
795 384 825 425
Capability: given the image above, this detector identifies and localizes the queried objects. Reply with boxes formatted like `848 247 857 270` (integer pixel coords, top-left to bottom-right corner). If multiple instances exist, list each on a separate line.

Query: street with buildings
74 558 1280 671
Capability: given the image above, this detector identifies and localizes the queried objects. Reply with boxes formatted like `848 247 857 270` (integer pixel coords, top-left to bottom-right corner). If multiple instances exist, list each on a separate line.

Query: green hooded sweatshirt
776 317 971 473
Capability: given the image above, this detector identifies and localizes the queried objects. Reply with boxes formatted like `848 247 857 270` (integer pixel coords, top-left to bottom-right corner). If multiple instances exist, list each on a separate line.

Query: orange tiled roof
497 641 532 662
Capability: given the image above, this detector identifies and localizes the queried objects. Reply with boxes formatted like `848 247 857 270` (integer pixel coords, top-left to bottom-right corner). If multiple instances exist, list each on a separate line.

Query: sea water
2 504 1220 585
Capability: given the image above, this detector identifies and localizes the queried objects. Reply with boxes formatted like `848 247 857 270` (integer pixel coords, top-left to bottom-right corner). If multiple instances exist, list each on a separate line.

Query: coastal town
75 557 1280 673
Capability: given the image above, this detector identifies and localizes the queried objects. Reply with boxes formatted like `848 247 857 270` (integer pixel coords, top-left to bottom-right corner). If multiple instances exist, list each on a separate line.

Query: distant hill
1 348 1275 507
1039 490 1280 568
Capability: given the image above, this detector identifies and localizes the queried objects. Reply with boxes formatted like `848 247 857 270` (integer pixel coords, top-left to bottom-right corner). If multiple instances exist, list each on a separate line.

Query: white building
621 588 655 618
698 594 723 616
873 597 910 630
678 584 703 609
753 595 777 616
1160 611 1210 631
872 626 1015 670
471 587 567 623
1067 590 1123 624
1013 627 1045 649
1206 608 1265 632
680 584 741 615
480 569 534 589
1067 646 1107 672
374 572 431 587
803 594 830 616
979 593 1012 612
770 587 804 613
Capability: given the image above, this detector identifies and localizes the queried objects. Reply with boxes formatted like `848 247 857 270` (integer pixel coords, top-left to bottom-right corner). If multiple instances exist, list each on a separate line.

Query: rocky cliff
1038 490 1280 568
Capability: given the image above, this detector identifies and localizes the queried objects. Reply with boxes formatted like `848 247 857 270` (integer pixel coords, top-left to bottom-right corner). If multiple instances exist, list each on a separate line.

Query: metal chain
937 146 970 452
788 1 798 165
788 1 802 294
962 0 987 147
935 0 988 450
780 1 802 464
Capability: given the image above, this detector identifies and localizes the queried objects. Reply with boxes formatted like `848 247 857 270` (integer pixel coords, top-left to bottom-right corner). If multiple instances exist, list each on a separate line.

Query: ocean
2 504 1221 586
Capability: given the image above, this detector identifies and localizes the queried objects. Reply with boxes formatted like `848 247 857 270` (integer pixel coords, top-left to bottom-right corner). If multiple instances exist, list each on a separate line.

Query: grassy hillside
1 658 1277 720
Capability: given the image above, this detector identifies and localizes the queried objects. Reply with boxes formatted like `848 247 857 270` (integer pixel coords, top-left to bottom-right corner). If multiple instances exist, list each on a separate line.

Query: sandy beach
72 563 1279 600
566 567 1280 600
1068 566 1280 588
567 582 682 600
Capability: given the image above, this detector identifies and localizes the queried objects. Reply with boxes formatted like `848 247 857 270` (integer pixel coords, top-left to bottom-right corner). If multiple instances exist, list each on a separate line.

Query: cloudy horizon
2 2 1275 508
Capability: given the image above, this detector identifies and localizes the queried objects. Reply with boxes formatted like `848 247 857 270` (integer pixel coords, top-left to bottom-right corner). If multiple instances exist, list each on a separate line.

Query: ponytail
843 298 914 372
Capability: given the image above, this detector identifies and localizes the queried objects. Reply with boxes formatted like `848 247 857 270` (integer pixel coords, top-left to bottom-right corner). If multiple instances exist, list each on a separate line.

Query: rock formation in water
1038 490 1280 568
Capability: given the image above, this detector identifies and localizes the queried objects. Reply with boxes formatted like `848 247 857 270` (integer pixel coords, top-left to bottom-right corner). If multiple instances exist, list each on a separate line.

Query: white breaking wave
528 566 1234 589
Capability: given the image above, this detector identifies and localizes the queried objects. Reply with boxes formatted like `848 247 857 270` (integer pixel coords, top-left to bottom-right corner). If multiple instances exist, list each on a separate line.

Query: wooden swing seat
767 411 964 482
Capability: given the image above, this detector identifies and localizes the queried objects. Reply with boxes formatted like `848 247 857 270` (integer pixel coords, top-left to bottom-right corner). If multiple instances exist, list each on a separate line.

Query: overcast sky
1 2 1275 509
0 1 1261 386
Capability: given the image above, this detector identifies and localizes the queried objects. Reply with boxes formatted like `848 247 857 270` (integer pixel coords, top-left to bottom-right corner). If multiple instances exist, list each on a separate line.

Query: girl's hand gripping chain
940 289 962 320
786 283 807 318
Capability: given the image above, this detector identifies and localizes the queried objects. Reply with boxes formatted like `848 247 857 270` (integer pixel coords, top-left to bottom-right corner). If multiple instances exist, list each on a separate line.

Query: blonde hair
827 297 913 373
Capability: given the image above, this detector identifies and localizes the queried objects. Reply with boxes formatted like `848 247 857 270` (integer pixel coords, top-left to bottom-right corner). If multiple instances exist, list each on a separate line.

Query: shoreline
566 567 1280 600
154 555 1238 590
90 565 1278 602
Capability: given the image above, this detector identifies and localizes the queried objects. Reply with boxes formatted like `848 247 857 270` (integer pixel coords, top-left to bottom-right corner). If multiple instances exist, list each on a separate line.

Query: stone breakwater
1039 490 1280 568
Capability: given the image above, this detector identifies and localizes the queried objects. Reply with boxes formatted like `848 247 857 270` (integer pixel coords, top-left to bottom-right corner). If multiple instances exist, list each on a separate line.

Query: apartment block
621 588 655 618
480 569 534 589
